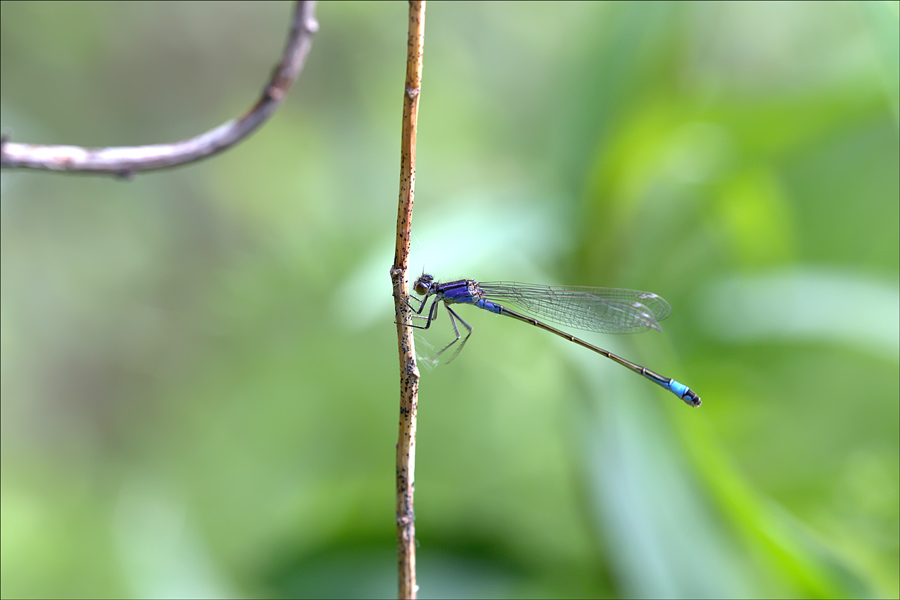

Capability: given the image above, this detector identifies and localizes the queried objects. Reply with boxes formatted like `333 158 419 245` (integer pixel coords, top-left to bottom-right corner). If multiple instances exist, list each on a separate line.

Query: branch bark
391 2 425 599
0 1 318 178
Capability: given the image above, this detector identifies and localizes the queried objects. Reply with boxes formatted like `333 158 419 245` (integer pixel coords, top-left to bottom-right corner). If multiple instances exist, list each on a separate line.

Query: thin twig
391 2 425 599
0 1 318 178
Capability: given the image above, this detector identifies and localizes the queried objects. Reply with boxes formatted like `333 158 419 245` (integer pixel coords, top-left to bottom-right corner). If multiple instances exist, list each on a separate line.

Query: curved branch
0 1 318 178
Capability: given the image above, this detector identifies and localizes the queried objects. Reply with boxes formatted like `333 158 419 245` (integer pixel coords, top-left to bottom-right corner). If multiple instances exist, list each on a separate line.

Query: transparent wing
477 281 672 334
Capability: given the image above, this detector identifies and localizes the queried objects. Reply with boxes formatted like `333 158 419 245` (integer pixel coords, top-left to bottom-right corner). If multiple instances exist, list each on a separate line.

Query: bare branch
0 1 318 178
392 3 425 599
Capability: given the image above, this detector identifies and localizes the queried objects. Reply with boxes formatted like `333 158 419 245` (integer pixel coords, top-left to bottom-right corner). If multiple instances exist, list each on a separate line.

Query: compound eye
413 274 433 295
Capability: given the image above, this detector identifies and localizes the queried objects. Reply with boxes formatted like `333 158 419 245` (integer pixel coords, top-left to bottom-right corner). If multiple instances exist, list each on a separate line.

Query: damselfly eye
413 274 434 296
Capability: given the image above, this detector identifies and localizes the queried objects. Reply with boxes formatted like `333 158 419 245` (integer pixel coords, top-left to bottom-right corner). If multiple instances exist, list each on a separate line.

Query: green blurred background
2 2 898 598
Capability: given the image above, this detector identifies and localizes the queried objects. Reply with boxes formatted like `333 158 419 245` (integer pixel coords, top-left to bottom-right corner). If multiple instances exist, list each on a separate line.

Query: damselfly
405 274 701 407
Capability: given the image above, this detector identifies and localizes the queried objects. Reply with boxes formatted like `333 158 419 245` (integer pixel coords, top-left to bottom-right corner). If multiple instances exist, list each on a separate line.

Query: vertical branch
391 2 425 599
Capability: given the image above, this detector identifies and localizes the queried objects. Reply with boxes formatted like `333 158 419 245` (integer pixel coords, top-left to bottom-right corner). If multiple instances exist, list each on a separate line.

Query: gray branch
0 1 318 178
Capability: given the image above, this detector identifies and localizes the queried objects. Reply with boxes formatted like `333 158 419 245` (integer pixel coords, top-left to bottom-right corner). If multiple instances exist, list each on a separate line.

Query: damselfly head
413 274 435 296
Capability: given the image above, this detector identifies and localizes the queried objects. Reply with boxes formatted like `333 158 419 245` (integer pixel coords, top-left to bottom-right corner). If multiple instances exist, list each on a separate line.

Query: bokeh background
2 2 898 598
